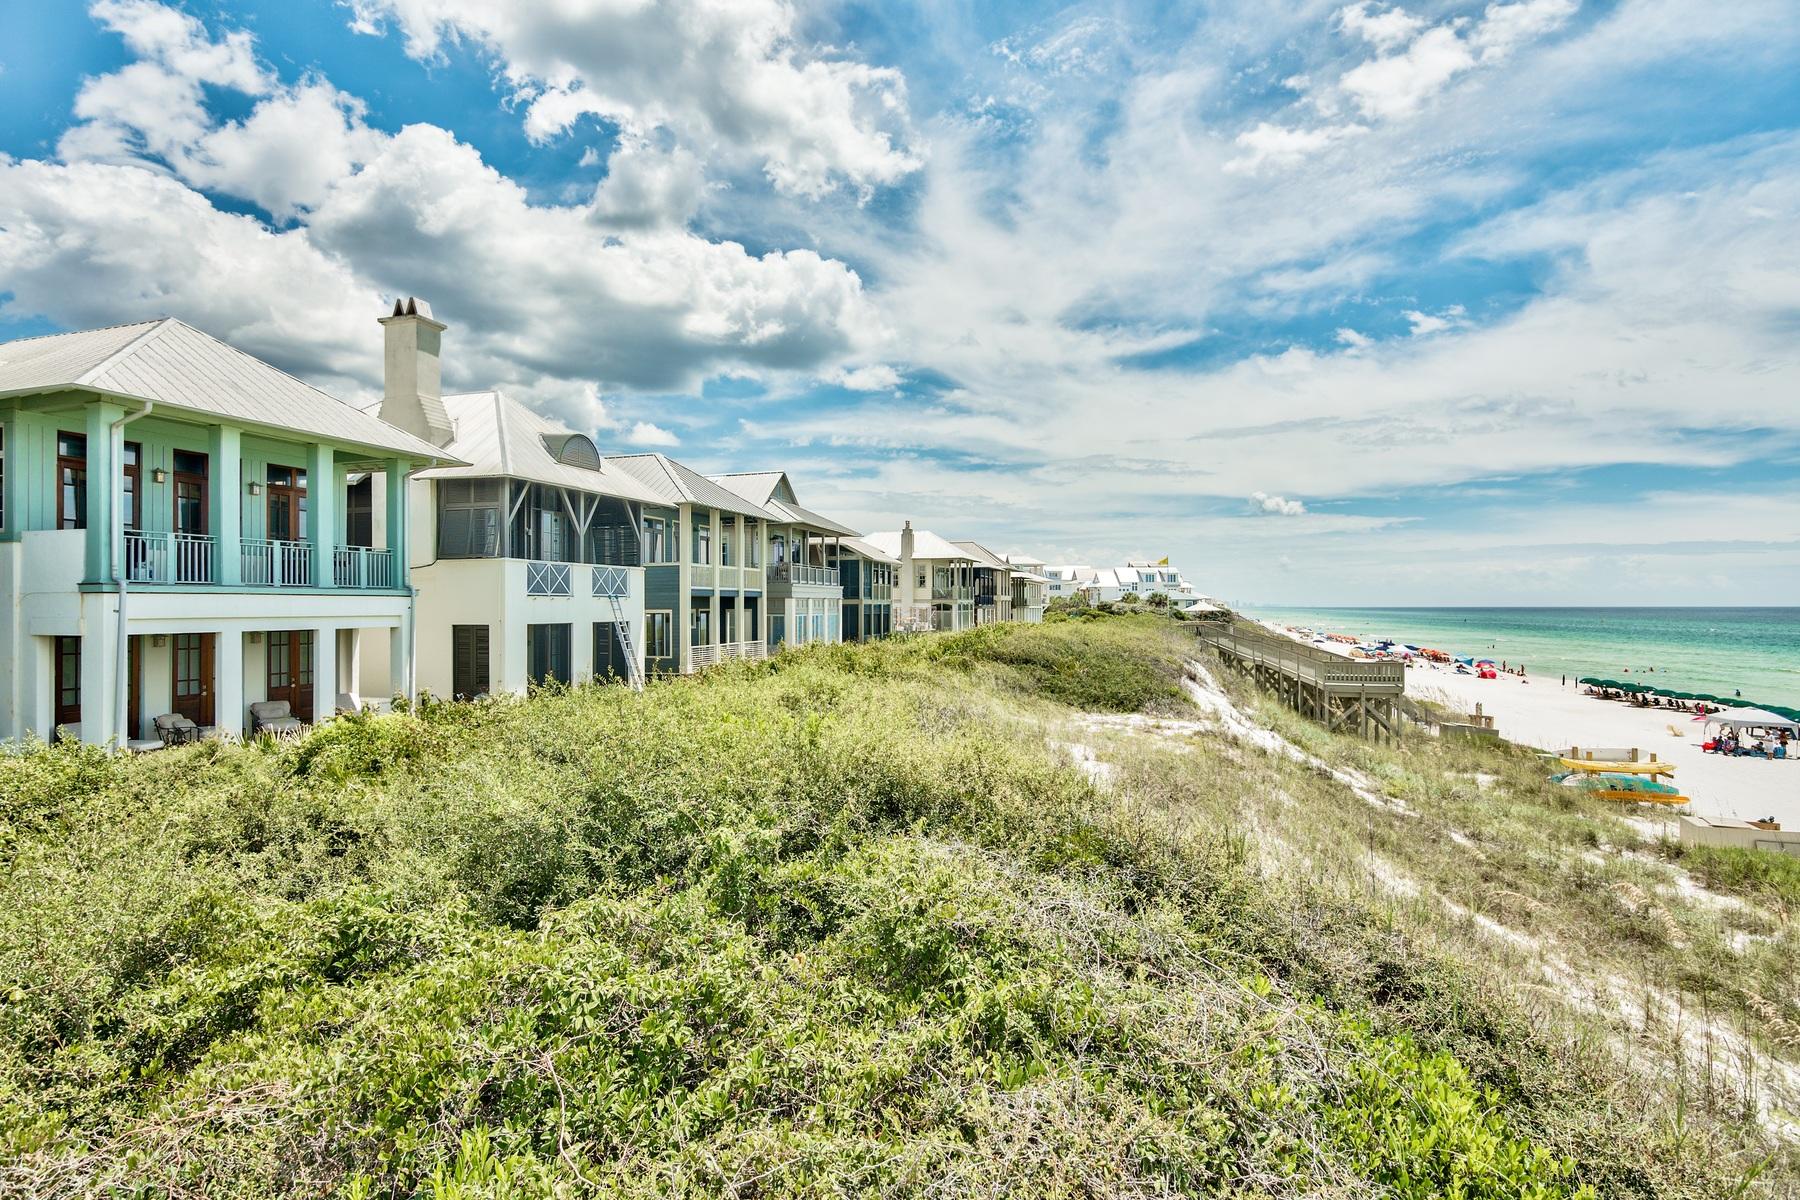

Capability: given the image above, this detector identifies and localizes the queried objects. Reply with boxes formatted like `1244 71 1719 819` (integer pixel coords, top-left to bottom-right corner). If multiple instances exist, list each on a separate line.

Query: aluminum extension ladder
606 594 646 692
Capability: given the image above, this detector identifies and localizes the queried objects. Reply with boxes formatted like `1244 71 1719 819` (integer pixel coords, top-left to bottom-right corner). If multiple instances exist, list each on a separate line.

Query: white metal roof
0 318 455 462
839 535 898 563
862 528 975 563
416 391 662 502
709 471 859 536
950 540 1013 571
608 454 782 520
709 470 789 506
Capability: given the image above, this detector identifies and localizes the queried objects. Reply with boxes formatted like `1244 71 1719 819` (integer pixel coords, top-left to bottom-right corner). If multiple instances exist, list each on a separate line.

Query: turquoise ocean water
1243 607 1800 709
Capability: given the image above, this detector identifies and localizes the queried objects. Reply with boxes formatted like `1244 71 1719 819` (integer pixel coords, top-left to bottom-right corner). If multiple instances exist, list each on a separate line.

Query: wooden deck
1201 627 1404 743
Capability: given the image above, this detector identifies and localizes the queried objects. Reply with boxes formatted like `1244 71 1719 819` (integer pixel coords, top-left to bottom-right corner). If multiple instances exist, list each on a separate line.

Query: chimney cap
388 296 436 320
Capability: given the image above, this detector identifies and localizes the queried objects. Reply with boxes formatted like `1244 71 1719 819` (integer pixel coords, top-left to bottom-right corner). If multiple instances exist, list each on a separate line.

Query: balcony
240 539 313 587
332 546 396 589
125 530 215 584
771 562 839 587
689 640 769 671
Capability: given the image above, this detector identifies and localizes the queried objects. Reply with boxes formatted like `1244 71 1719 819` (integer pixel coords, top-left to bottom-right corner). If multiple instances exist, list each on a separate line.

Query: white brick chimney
898 519 916 609
378 297 453 446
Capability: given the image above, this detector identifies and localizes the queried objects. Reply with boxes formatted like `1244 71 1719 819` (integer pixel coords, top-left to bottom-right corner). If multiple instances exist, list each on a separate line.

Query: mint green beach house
0 319 455 747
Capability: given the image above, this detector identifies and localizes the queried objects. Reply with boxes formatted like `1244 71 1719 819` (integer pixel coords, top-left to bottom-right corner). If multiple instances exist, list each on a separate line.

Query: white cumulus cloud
626 421 679 447
833 364 903 391
1250 492 1309 516
344 0 923 199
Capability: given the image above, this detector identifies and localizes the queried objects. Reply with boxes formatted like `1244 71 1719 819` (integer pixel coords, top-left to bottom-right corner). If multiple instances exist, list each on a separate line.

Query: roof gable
608 454 780 519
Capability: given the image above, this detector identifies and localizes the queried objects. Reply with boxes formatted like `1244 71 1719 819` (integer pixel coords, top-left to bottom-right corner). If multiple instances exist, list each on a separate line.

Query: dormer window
540 433 602 471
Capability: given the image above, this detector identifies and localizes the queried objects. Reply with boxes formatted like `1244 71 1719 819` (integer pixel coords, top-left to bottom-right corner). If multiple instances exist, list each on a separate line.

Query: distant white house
1002 555 1051 623
862 523 982 632
1040 559 1216 611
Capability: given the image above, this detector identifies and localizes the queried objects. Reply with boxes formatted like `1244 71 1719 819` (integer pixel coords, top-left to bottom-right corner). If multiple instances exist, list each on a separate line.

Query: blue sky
1 0 1797 604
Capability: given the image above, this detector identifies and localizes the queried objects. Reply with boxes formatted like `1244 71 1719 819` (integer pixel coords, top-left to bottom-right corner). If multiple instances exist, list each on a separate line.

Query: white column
340 629 359 702
312 626 337 723
77 594 119 746
387 614 414 704
216 630 245 737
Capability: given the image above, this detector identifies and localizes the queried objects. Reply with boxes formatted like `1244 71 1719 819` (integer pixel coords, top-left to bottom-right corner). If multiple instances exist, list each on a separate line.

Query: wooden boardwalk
1201 627 1405 743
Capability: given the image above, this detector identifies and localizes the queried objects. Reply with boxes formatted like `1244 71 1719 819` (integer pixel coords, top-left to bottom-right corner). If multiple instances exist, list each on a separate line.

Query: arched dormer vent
542 433 603 471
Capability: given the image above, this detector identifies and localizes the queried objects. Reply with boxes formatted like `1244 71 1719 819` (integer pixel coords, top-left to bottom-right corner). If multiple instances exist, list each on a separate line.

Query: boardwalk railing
1200 626 1404 742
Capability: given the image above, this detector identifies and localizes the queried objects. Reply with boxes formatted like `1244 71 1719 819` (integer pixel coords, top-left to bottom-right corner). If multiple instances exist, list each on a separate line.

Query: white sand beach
1408 664 1800 829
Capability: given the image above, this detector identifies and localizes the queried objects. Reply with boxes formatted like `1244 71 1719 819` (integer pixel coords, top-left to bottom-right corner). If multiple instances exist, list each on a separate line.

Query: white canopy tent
1704 708 1800 733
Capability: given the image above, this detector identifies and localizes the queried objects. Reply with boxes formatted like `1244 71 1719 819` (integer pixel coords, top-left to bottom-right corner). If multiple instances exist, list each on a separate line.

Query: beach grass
0 616 1791 1197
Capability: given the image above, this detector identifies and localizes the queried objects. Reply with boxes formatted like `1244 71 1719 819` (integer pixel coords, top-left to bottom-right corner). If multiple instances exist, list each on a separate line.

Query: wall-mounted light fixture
248 631 263 643
152 467 167 484
248 481 262 496
151 634 167 647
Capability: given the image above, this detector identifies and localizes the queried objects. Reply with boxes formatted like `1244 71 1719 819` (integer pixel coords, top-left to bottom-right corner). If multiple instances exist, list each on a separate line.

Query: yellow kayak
1558 757 1676 776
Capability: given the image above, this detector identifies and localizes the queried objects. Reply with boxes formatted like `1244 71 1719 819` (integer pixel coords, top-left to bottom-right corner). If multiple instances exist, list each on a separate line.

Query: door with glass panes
266 631 314 716
171 633 215 727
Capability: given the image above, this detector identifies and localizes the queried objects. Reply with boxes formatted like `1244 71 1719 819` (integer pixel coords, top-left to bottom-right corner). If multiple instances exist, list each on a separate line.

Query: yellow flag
1158 556 1169 565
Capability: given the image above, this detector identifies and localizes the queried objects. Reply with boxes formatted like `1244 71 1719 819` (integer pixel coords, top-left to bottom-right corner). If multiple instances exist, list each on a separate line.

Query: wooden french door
174 451 209 535
266 466 308 541
128 637 143 739
171 633 215 727
53 636 81 729
266 631 314 716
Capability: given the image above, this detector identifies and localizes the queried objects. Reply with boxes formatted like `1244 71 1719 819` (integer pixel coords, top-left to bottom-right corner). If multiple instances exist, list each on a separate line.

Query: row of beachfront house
0 301 1064 747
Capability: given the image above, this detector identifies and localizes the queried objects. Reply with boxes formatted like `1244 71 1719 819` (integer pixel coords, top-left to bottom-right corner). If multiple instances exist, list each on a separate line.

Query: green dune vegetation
1 615 1794 1197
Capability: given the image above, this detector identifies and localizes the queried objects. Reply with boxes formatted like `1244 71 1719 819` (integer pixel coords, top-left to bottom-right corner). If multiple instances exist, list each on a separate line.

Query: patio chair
152 713 200 746
249 700 305 738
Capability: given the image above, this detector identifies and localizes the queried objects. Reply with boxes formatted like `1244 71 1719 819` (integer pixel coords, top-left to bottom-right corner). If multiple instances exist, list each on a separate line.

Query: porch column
210 426 242 585
83 400 123 584
709 514 723 647
312 625 337 723
309 443 336 588
388 611 415 703
77 594 119 746
216 630 245 738
384 457 410 587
